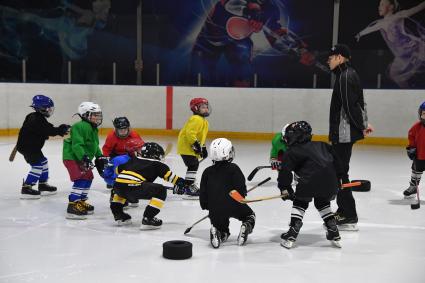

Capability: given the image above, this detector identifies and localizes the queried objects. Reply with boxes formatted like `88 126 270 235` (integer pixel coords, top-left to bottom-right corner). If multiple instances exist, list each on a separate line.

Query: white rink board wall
0 82 423 138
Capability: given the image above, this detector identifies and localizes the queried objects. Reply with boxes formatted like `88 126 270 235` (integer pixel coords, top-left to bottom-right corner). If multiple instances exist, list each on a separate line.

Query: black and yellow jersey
114 156 182 187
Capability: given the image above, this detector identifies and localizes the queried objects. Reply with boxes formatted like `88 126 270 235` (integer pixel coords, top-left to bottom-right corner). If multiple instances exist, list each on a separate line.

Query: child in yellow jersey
177 98 210 198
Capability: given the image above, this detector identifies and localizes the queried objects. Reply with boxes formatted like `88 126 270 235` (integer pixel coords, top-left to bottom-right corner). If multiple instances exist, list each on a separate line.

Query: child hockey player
403 101 425 198
110 142 186 229
177 97 210 198
270 124 289 170
200 138 256 248
102 116 144 158
63 102 104 219
17 94 70 199
278 121 341 249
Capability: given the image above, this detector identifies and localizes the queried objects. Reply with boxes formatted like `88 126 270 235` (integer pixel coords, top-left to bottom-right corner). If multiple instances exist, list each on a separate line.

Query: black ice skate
21 183 41 199
324 218 342 248
66 201 88 220
335 213 358 231
140 216 162 230
280 220 303 249
210 226 221 249
111 202 132 226
38 182 57 196
80 200 94 215
182 184 200 200
403 186 417 198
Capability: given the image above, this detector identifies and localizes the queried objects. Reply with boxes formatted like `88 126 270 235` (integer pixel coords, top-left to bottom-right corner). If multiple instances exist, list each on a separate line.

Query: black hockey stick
183 177 271 234
247 166 272 181
411 162 420 210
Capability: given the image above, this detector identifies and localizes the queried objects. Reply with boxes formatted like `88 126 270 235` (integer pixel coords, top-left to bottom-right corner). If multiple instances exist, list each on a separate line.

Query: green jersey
63 120 102 161
270 132 287 159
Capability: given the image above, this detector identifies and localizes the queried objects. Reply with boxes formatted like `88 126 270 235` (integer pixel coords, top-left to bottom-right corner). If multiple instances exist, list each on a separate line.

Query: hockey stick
230 181 362 204
9 144 18 162
247 165 272 181
411 162 420 210
183 177 272 234
164 143 173 157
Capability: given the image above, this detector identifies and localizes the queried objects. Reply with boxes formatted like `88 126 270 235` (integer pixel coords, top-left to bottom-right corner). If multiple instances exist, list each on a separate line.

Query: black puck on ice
163 240 192 260
351 180 371 192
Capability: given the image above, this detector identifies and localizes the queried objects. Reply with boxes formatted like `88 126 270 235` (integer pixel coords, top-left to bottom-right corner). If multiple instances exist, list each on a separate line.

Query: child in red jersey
403 101 425 198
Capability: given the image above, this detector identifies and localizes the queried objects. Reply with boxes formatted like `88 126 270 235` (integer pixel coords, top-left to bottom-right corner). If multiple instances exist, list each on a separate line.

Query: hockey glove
58 124 71 136
201 146 208 159
191 141 202 155
95 156 109 177
280 186 295 201
80 155 94 172
173 177 185 195
270 158 282 170
406 147 417 160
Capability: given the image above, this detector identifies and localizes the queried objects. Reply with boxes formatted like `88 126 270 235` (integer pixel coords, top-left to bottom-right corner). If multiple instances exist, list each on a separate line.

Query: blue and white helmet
31 94 54 117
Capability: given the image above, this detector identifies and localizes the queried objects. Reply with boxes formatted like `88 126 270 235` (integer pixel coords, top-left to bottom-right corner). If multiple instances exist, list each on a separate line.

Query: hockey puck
163 240 192 260
350 180 371 192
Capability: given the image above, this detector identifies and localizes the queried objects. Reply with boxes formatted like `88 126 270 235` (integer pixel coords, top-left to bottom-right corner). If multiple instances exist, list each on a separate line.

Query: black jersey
200 161 247 213
114 156 180 188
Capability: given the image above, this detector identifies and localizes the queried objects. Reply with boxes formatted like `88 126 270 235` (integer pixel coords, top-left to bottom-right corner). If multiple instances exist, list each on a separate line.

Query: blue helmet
31 94 54 117
419 101 425 124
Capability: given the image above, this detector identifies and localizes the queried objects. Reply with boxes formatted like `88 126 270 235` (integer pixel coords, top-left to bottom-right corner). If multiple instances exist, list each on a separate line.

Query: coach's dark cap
328 44 351 59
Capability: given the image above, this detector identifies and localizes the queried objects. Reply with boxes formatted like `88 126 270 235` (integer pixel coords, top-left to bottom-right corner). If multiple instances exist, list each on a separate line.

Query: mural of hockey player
190 0 323 87
0 0 110 62
355 0 425 88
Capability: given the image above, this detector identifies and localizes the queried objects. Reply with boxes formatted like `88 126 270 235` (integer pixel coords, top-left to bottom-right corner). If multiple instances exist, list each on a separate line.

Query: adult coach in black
327 44 373 231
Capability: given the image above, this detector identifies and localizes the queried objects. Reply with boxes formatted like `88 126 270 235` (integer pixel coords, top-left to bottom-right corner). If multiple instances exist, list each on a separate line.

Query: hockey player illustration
355 0 425 88
110 142 186 229
190 0 322 86
17 94 70 199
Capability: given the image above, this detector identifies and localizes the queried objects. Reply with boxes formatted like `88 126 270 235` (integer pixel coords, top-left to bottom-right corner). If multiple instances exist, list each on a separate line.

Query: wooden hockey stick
9 144 18 162
164 143 173 157
247 165 272 181
230 181 362 204
183 177 271 234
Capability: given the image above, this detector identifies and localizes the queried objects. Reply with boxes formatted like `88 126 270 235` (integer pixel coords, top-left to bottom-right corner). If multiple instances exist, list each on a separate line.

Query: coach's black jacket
278 141 341 200
329 62 367 144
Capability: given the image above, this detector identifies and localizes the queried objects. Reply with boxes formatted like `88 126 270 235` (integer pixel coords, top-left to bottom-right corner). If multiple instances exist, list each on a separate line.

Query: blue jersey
102 154 131 186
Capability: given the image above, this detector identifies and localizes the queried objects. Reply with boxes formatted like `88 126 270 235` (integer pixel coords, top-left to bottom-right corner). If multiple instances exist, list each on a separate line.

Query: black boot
21 183 40 199
281 219 303 249
324 218 341 248
38 182 57 196
110 202 132 225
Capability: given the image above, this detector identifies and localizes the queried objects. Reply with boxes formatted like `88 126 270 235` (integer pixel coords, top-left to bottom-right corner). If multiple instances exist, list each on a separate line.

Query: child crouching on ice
200 138 255 248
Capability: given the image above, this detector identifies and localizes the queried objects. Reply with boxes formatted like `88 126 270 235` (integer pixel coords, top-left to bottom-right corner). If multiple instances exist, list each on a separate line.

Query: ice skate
335 214 358 231
111 202 132 225
80 200 94 215
403 185 417 199
66 201 88 220
280 220 302 249
210 226 221 249
324 218 342 248
38 182 57 196
20 183 41 199
140 216 162 230
182 184 200 200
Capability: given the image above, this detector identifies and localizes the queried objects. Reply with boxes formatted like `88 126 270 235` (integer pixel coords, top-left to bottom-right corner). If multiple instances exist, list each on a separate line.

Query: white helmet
210 138 235 162
281 123 290 140
78 102 103 126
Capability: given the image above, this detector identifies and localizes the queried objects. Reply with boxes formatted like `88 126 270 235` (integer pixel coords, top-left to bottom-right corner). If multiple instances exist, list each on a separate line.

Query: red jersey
102 130 144 157
408 121 425 160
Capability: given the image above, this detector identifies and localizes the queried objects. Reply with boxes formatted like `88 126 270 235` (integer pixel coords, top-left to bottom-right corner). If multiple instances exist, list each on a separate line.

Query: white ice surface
0 136 424 283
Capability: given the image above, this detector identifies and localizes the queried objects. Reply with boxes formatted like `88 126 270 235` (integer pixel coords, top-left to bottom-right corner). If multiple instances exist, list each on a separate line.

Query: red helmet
125 138 144 156
190 97 209 116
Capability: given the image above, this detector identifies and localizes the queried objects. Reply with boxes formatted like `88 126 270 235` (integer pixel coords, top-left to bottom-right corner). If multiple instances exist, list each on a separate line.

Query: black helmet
283 121 312 146
113 117 130 129
141 142 165 160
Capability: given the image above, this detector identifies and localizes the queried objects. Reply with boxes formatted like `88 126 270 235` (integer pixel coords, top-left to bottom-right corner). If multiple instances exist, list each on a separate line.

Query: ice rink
1 136 424 283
